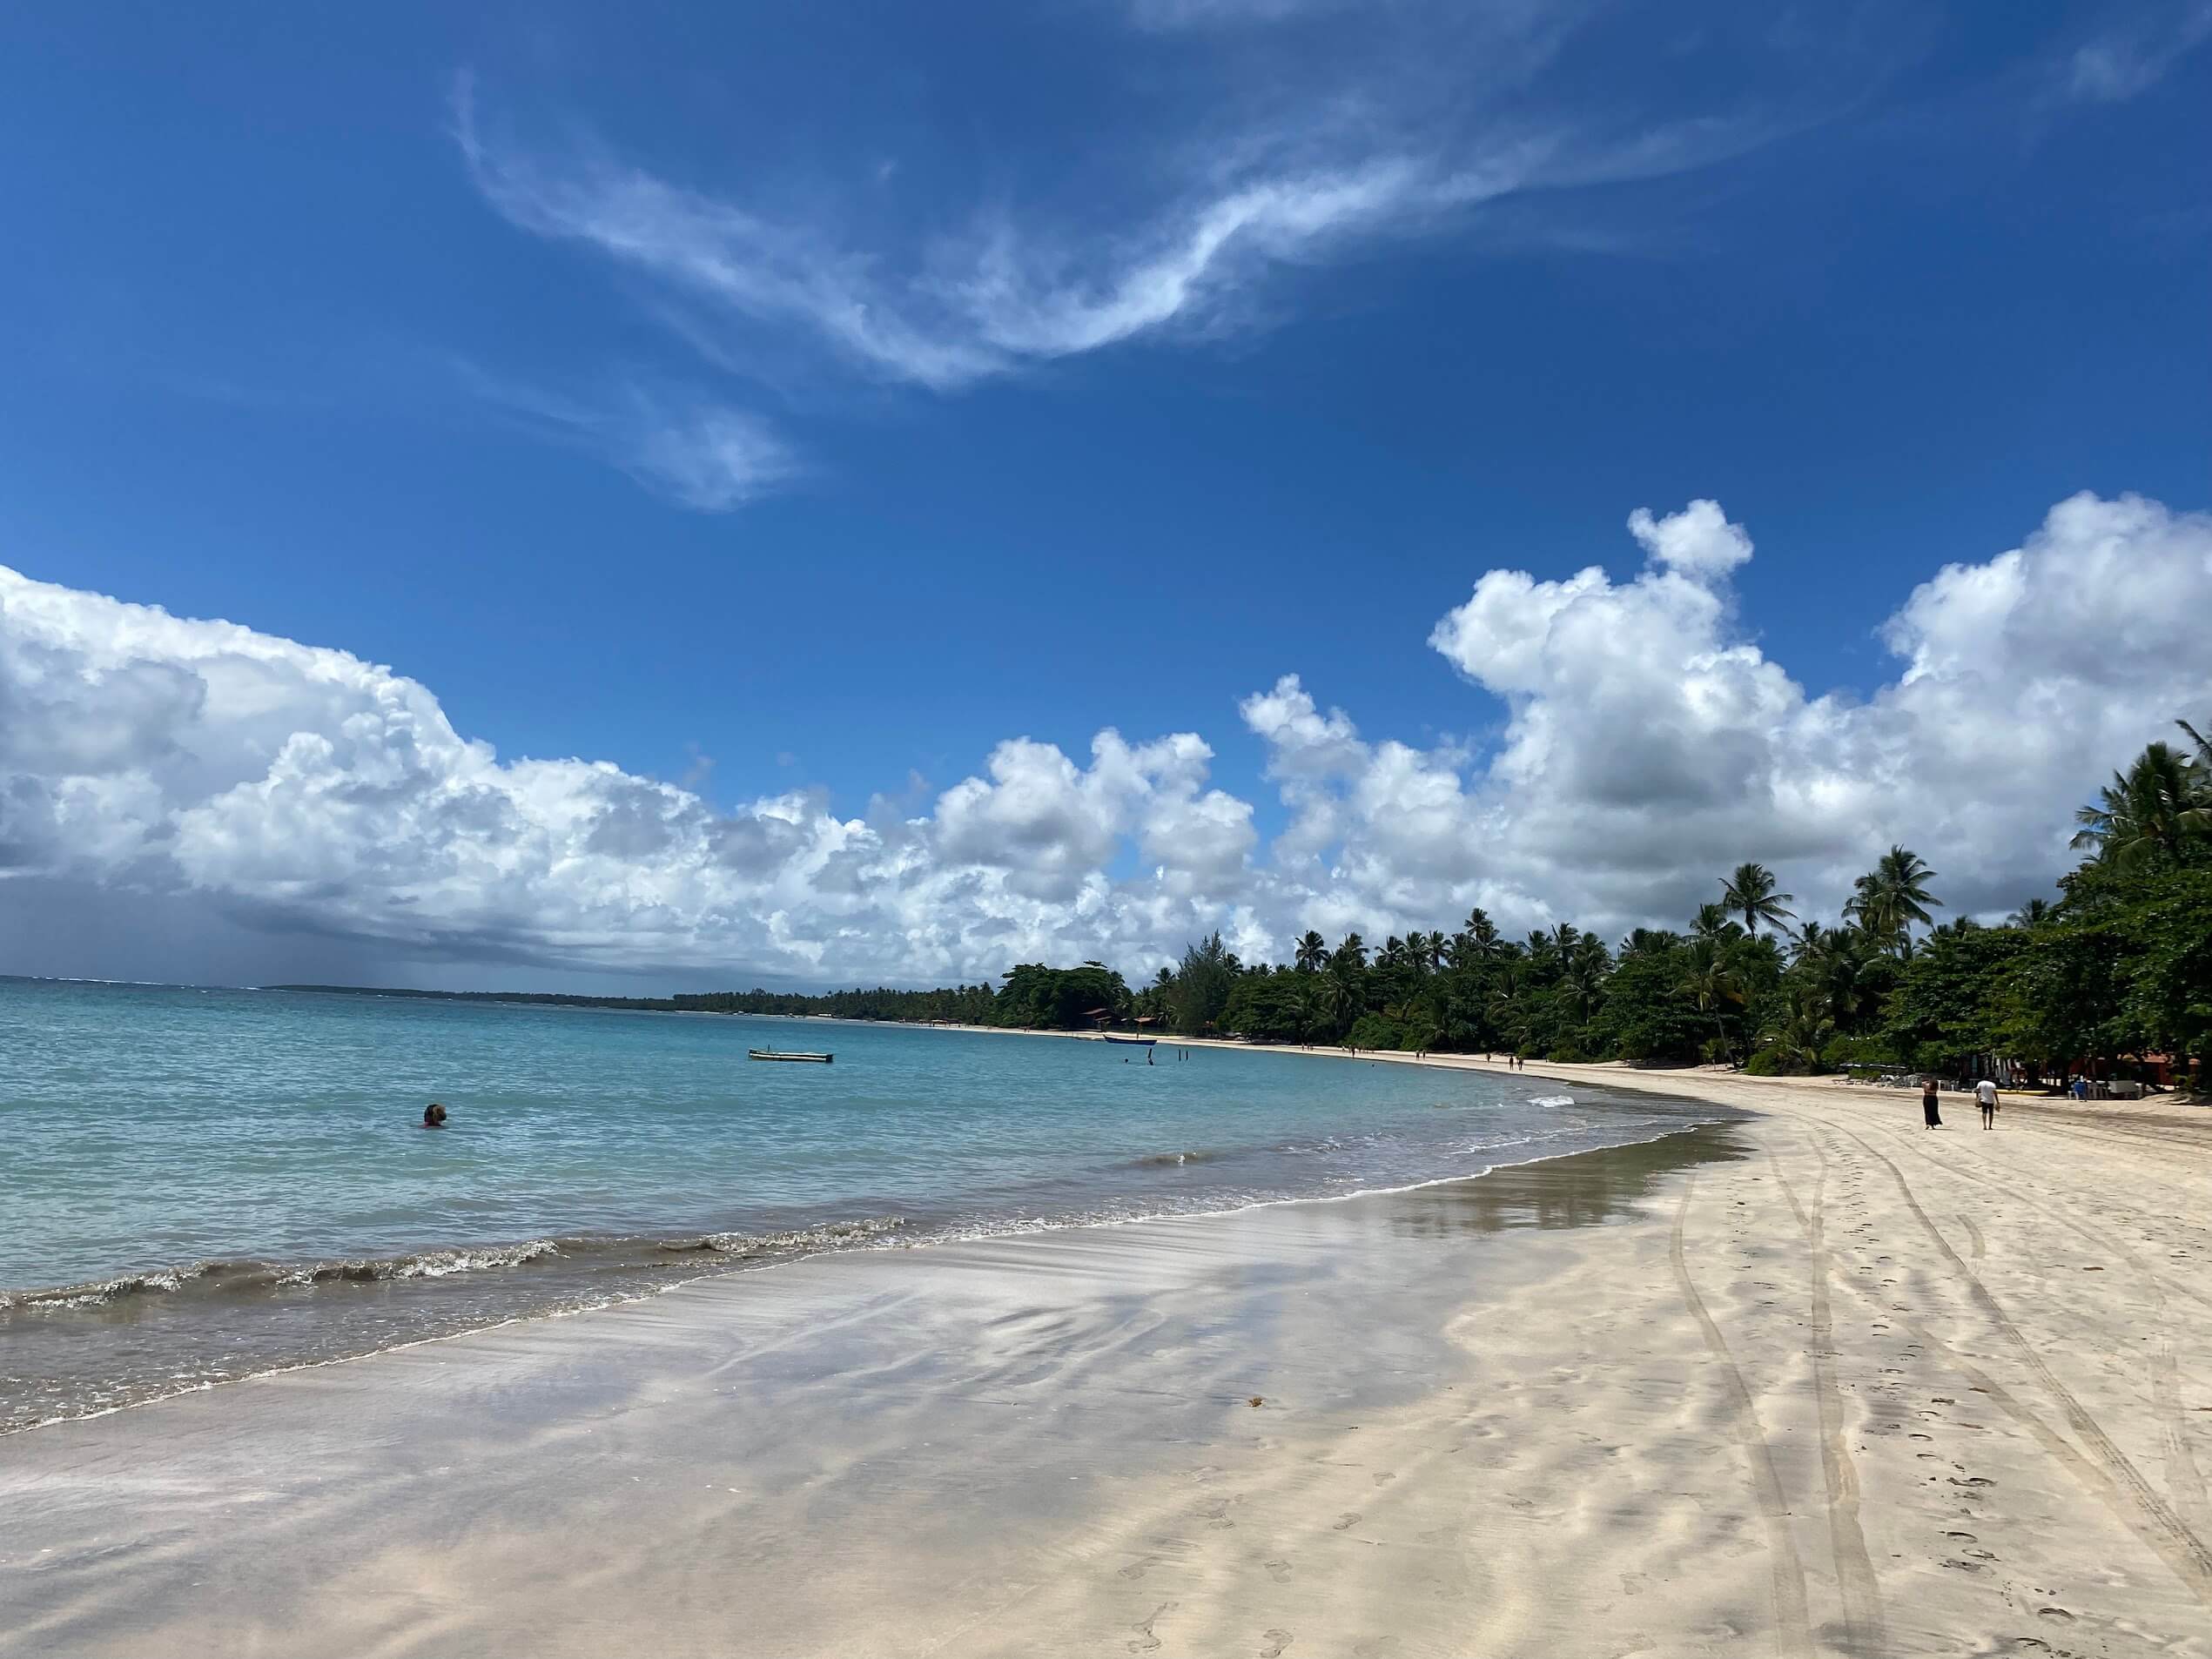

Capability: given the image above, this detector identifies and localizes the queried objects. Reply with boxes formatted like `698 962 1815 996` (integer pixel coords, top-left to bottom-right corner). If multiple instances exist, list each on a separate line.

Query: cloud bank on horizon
5 492 2206 985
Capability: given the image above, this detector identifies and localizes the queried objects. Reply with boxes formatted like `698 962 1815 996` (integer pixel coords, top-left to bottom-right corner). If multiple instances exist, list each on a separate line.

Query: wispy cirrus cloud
2064 1 2212 101
452 84 1776 397
446 5 1878 500
453 84 1556 393
459 366 799 512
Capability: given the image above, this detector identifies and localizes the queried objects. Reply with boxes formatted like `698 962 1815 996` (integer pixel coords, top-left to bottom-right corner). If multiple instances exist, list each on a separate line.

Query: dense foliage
1126 717 2212 1088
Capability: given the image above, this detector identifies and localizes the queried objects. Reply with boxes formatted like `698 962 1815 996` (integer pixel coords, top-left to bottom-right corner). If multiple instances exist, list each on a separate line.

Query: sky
1 1 2209 992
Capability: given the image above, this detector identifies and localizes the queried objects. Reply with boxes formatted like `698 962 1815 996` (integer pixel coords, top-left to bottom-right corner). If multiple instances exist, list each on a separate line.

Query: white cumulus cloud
3 489 2208 985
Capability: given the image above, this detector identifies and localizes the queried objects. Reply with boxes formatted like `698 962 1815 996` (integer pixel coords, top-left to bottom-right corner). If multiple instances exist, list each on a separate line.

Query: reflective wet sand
6 1100 2209 1658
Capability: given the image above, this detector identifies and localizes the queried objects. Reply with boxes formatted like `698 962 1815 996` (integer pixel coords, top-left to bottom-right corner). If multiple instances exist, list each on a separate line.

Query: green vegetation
1129 715 2212 1090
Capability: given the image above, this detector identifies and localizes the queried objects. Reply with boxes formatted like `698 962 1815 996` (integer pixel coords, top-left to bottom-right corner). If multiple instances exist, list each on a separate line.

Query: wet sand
4 1085 2210 1657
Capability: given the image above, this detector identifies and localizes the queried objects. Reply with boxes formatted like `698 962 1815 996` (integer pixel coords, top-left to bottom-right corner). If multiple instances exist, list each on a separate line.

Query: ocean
0 977 1732 1431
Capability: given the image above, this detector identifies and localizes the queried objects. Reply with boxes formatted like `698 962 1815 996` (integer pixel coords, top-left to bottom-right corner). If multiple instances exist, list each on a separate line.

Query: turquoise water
0 977 1727 1428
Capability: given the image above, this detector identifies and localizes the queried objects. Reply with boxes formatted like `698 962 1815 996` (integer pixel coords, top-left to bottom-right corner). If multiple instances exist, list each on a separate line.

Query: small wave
1123 1150 1222 1169
1530 1094 1575 1109
277 1239 563 1286
656 1216 906 1257
2 1241 568 1311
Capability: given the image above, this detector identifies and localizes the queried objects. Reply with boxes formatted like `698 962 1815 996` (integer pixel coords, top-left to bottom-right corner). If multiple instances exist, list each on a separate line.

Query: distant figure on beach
2072 1075 2091 1102
421 1103 447 1129
1975 1077 1998 1129
1920 1076 1942 1129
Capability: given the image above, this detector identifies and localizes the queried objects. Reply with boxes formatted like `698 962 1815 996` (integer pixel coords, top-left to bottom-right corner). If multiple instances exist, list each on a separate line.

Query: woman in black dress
1920 1075 1942 1129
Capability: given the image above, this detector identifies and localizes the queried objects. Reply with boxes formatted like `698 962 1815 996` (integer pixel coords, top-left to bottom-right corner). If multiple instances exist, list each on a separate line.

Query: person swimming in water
422 1103 448 1128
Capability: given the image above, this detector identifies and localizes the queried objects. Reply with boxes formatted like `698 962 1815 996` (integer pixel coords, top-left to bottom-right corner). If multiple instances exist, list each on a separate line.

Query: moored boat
750 1049 834 1063
1099 1033 1156 1047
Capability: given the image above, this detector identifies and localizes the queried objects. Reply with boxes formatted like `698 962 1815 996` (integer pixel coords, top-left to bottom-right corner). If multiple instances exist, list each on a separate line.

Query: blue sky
1 3 2208 990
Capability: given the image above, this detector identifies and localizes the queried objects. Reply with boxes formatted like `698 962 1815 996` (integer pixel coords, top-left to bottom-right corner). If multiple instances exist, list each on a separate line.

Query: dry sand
4 1067 2209 1657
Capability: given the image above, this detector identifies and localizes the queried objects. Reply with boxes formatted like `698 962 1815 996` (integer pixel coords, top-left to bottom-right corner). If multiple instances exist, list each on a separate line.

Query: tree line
1121 718 2212 1086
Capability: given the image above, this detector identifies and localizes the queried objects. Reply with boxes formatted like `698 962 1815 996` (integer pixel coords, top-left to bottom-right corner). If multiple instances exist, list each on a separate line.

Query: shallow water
0 977 1734 1429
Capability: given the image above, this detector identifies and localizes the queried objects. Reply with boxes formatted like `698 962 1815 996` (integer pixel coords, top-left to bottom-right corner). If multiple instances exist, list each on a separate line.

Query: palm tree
1555 936 1612 1027
2177 715 2212 772
1691 902 1742 943
1796 924 1871 1027
1758 984 1835 1072
1332 933 1368 974
1719 862 1795 937
1485 964 1528 1054
1618 927 1679 958
2071 742 2208 869
1677 936 1745 1062
1846 845 1940 950
1294 930 1328 974
1417 930 1448 973
1461 909 1503 957
2007 897 2053 929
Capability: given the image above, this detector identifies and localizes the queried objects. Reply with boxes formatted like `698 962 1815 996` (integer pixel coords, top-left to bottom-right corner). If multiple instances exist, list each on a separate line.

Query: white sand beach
5 1071 2209 1657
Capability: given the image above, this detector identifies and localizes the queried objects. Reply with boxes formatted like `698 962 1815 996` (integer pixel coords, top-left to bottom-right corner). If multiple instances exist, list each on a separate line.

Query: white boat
1099 1032 1157 1047
750 1049 833 1064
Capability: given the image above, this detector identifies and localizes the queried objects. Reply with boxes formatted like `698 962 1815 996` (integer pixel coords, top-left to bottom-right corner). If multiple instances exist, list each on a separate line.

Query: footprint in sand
1128 1602 1177 1654
1260 1629 1294 1657
1332 1512 1361 1530
1263 1559 1294 1583
1119 1556 1160 1581
1371 1471 1396 1487
2035 1607 2075 1622
1350 1640 1400 1657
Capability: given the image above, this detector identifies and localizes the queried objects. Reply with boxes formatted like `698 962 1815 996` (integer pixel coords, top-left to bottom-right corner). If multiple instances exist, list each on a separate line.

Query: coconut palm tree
1677 936 1745 1061
1796 924 1872 1027
2071 742 2208 869
2177 715 2212 772
1485 964 1528 1054
1332 933 1368 974
1555 936 1612 1028
1691 902 1743 943
1758 984 1835 1072
1461 908 1503 957
2007 897 2054 929
1846 845 1940 950
1294 930 1328 974
1719 862 1795 937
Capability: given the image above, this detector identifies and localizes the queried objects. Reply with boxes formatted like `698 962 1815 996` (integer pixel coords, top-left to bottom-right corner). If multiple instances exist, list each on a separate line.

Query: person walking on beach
1921 1075 1943 1129
1975 1077 1998 1129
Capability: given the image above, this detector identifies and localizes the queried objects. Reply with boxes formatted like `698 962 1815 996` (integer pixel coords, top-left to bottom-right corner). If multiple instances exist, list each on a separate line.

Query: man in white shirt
1975 1077 1998 1129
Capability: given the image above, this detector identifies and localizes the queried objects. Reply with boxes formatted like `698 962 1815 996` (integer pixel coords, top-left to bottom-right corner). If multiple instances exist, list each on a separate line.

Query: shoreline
1 1102 1730 1438
907 1016 2212 1138
8 1079 2212 1653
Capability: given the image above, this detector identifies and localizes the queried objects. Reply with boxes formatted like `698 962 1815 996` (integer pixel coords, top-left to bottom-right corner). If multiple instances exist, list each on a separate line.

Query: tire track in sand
1886 1129 2212 1528
1669 1178 1815 1657
1831 1123 2212 1604
1802 1145 1888 1656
